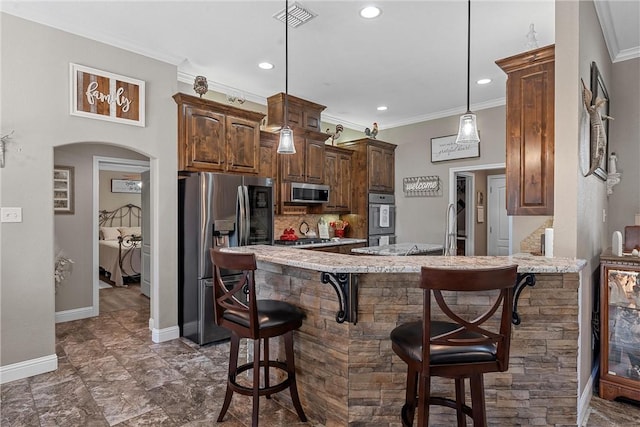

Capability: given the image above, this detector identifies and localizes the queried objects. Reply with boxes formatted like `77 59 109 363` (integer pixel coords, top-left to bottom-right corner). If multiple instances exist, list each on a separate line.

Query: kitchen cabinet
317 146 353 213
279 130 326 184
174 93 264 174
599 252 640 402
259 131 278 179
496 44 555 215
338 138 397 239
266 93 326 132
368 143 395 193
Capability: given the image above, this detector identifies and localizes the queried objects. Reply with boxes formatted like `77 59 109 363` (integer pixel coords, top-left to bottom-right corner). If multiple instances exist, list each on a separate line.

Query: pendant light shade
277 0 296 154
455 0 480 145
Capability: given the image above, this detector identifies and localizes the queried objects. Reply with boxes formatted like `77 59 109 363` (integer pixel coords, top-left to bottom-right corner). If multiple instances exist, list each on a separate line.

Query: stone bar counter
226 245 586 426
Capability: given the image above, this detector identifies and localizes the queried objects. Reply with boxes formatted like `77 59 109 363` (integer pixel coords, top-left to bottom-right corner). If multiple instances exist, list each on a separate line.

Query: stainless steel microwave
285 182 330 204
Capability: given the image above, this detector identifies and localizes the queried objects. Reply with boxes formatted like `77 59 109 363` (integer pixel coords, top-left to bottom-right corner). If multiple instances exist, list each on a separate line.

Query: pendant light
277 0 296 154
455 0 480 145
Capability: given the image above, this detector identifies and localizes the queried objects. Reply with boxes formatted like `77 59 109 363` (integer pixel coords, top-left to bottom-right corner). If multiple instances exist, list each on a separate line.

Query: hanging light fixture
455 0 480 145
277 0 295 154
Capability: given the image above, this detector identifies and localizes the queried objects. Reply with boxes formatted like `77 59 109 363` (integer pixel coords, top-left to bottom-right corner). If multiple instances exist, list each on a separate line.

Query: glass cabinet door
605 268 640 381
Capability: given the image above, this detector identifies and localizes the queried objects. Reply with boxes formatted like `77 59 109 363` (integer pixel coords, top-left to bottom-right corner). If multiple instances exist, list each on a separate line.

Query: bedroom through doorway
95 156 150 316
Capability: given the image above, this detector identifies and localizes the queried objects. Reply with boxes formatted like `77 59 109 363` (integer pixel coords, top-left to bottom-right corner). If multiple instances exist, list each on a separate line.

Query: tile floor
1 283 639 426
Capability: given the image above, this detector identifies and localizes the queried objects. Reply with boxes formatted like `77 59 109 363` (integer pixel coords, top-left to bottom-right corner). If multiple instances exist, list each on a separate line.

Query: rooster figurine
364 122 379 139
325 124 344 145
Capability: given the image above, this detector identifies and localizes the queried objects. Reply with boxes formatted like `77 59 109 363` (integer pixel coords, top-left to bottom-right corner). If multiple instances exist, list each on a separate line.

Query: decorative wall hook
1 130 15 168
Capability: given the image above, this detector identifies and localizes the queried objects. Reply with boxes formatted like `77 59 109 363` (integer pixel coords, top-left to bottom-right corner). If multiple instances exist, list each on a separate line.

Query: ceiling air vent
274 2 317 28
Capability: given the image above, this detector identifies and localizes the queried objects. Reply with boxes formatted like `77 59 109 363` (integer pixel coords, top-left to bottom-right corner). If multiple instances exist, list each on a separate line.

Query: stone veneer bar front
226 245 586 426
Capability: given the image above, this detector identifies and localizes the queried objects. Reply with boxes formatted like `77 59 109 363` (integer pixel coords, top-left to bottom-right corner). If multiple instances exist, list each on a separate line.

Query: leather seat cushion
390 320 497 365
223 299 304 330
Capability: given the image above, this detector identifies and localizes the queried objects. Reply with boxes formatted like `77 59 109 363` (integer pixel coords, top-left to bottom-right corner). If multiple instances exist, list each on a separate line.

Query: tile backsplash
275 213 341 238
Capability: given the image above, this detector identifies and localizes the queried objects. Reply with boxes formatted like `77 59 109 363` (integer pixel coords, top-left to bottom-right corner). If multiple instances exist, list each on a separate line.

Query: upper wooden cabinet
496 45 555 215
279 130 327 184
266 93 326 132
339 138 396 195
321 146 353 213
368 143 395 193
258 131 278 180
173 93 265 174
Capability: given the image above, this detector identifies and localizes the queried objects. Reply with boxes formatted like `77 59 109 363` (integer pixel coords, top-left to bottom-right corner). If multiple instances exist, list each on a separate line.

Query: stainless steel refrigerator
178 172 274 345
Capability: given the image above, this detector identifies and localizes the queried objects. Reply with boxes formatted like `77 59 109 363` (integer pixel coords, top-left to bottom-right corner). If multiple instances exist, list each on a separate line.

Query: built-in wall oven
368 193 396 246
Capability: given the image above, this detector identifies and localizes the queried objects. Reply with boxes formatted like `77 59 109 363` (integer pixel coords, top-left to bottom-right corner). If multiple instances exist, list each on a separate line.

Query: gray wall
1 13 177 367
607 57 640 236
99 170 143 212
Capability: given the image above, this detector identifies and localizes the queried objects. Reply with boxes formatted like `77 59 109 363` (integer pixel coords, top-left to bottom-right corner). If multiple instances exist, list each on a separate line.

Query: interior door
141 170 151 297
487 175 510 255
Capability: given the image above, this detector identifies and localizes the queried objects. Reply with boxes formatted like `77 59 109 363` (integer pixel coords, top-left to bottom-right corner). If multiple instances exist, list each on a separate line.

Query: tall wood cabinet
599 251 640 402
338 138 396 238
174 93 265 174
496 44 555 215
266 93 326 132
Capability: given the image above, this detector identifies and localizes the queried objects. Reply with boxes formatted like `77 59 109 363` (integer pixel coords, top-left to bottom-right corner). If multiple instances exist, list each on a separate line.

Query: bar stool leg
264 337 271 399
416 373 430 426
252 338 261 427
284 331 307 422
218 333 239 422
469 374 487 427
401 367 418 426
454 378 467 427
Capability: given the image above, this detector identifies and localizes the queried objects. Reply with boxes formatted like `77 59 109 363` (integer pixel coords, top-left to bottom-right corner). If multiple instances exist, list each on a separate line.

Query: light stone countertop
226 245 587 274
351 243 444 256
275 238 367 249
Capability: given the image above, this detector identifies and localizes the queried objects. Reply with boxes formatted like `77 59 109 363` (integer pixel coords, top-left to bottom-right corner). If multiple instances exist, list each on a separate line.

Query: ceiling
2 1 638 131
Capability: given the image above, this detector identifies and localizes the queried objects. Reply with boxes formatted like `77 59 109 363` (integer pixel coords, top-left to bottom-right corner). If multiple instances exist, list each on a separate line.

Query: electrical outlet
1 207 22 223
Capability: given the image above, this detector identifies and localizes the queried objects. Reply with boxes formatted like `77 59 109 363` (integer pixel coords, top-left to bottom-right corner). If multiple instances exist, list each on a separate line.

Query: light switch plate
1 207 22 223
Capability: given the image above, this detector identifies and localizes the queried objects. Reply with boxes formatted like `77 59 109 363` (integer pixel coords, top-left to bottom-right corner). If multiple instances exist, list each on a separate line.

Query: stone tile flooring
1 283 639 426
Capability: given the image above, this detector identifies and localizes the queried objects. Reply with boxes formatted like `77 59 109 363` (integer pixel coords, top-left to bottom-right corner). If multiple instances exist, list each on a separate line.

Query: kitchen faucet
443 203 457 256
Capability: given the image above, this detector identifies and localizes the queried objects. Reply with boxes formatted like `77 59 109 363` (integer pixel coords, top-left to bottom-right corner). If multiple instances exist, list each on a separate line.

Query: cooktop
274 238 332 246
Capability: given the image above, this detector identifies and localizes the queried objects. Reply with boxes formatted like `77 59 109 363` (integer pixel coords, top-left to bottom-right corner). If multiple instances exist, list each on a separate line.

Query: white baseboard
0 354 58 384
151 325 180 343
55 305 95 323
577 363 598 426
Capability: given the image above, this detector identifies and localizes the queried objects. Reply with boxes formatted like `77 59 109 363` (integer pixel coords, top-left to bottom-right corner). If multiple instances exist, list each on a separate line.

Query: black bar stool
390 265 517 426
210 248 307 427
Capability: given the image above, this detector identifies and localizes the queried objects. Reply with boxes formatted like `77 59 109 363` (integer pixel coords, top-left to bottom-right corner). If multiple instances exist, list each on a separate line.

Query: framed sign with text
431 134 480 163
70 63 145 127
111 179 142 193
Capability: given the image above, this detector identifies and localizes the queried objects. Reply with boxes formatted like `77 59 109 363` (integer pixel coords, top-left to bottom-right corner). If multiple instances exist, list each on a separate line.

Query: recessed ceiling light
477 78 492 85
258 62 274 70
377 106 388 111
360 6 381 19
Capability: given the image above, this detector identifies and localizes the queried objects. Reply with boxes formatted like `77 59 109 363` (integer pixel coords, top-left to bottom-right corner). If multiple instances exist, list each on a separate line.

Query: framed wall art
54 165 74 214
111 179 142 194
590 61 610 181
70 63 145 127
431 134 480 163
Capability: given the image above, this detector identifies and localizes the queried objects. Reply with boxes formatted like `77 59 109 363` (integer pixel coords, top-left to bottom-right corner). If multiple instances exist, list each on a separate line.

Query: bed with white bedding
99 204 142 287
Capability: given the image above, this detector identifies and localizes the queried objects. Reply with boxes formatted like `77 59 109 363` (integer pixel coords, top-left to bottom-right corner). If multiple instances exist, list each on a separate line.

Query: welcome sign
70 63 145 127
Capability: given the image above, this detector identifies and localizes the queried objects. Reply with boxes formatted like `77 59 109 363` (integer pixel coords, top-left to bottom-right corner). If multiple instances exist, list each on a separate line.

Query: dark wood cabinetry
321 146 353 213
599 252 640 402
278 131 326 184
174 93 265 174
266 93 325 132
367 143 395 193
496 45 555 216
338 138 397 238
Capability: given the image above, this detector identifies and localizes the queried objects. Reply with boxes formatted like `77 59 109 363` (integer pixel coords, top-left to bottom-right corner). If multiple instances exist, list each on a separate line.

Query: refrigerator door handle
243 185 250 246
237 185 246 246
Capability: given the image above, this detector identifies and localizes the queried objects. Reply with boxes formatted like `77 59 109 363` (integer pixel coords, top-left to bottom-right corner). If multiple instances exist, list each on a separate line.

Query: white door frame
449 163 507 256
93 156 150 316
